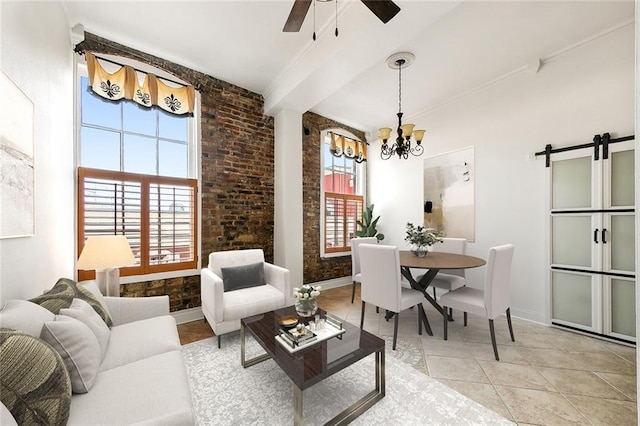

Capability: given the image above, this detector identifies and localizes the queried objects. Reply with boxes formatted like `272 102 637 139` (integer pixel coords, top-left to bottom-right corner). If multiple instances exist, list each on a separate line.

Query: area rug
182 334 513 425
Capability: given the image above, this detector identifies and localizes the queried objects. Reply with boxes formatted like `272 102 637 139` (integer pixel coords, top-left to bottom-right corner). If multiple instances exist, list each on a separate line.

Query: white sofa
201 249 291 347
0 280 194 426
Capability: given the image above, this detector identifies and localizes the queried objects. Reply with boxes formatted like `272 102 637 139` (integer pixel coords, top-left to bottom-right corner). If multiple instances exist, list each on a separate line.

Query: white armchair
201 249 291 348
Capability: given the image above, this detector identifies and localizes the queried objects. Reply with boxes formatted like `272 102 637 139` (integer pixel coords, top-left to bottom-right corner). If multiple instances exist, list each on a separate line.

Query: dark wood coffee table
240 306 385 425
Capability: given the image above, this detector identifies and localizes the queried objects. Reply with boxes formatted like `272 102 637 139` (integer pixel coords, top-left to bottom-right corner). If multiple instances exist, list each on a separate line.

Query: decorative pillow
60 298 110 359
0 329 71 425
221 262 266 292
40 316 102 394
0 300 55 337
78 280 112 318
29 278 113 327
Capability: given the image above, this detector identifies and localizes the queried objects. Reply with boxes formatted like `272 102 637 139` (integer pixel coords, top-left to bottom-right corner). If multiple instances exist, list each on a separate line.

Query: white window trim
74 55 202 281
319 128 366 258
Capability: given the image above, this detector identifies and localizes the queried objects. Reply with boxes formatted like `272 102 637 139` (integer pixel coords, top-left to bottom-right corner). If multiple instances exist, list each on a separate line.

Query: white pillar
274 109 304 289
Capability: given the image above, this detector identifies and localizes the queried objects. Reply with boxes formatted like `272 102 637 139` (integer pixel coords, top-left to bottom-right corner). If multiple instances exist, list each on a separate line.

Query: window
77 65 198 280
321 130 366 255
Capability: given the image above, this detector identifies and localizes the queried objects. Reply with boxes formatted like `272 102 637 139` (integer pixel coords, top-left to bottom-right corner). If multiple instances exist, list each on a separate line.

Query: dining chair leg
506 307 515 342
449 307 453 321
443 305 448 340
418 304 433 336
489 319 499 361
463 312 467 326
360 301 366 329
433 287 436 300
351 281 357 303
392 313 400 350
418 310 422 335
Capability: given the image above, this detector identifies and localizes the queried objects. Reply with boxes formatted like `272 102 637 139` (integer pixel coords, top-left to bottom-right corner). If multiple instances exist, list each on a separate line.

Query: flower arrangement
293 284 321 300
405 222 443 250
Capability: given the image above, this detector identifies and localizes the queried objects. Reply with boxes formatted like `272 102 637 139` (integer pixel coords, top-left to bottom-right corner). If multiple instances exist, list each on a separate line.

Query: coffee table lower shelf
240 310 385 426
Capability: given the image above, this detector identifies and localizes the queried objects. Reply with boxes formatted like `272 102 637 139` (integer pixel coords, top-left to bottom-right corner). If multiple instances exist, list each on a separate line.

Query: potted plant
405 222 442 257
356 204 385 242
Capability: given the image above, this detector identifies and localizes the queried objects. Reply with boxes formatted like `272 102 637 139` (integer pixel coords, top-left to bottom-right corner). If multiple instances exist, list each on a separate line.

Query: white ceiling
62 0 634 136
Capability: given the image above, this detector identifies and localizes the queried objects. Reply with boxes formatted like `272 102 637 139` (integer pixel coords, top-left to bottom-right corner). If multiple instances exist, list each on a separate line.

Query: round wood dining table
398 250 486 320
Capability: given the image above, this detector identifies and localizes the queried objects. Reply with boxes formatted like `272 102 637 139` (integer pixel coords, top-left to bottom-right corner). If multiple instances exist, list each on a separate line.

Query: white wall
274 109 304 292
369 24 635 323
0 2 75 300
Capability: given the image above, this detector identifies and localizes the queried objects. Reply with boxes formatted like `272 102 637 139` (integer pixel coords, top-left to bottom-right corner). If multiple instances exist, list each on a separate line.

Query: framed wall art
1 70 35 239
423 146 475 242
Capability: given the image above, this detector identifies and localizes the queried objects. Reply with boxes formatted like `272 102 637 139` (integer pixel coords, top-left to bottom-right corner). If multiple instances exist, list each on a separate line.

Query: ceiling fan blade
283 0 313 32
361 0 400 24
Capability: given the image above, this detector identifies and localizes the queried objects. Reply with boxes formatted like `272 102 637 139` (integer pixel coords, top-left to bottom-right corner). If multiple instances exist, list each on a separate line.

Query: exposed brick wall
302 112 366 283
77 33 274 311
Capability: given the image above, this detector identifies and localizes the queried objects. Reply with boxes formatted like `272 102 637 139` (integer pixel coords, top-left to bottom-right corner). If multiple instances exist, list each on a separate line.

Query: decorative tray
275 315 346 353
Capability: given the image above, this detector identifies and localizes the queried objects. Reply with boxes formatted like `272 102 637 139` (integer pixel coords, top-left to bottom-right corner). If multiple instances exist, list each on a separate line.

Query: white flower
293 287 300 293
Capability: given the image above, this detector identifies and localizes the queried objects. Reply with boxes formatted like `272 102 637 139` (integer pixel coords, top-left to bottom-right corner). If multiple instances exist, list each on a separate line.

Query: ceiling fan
283 0 401 32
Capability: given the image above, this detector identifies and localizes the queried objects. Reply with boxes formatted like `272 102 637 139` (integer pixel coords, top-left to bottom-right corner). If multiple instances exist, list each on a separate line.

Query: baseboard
172 306 204 325
509 307 546 325
306 276 352 290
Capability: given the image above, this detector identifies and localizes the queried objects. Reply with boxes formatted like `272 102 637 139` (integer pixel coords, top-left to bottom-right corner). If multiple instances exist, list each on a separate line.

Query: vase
295 298 318 317
413 247 428 257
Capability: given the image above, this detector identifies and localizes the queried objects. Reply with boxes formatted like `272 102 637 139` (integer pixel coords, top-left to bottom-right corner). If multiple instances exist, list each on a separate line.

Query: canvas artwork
423 146 475 242
0 71 35 239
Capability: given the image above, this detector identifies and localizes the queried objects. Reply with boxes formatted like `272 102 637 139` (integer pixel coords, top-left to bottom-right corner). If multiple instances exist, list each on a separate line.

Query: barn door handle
593 229 599 243
602 228 607 244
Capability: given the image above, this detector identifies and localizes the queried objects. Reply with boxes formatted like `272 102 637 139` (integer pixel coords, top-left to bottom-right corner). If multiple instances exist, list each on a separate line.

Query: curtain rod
76 49 194 90
329 130 369 145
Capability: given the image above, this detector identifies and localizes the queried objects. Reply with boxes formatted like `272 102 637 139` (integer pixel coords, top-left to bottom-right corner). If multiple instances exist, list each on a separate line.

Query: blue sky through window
80 76 189 178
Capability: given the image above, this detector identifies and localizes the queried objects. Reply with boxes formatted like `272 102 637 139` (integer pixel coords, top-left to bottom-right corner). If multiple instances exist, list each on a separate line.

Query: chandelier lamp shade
379 52 425 160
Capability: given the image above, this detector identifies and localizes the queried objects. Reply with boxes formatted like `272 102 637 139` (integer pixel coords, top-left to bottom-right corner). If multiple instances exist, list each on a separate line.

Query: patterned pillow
0 329 71 425
29 278 113 327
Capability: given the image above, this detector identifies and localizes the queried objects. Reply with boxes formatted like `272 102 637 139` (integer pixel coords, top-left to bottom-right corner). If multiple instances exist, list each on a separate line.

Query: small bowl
278 315 299 329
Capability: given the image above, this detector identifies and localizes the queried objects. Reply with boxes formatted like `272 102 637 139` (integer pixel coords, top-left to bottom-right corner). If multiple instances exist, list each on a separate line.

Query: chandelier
379 52 425 160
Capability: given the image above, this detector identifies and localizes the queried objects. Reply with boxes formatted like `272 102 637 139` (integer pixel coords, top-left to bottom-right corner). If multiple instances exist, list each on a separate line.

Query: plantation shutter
325 192 364 253
78 167 197 279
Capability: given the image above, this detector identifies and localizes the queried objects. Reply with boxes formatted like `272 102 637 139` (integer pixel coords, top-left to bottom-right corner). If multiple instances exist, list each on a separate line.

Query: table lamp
77 235 136 297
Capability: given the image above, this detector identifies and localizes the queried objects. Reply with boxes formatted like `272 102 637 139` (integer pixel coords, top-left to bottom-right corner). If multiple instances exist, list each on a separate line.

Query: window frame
75 56 201 282
77 167 198 280
320 128 366 258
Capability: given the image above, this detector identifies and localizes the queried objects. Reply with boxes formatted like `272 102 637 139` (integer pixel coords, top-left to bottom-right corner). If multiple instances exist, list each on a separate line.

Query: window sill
321 251 351 259
119 268 200 284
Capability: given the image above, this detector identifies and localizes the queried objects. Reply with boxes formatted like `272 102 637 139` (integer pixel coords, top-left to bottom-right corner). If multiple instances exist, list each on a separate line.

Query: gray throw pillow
60 298 111 359
40 316 102 394
221 262 266 292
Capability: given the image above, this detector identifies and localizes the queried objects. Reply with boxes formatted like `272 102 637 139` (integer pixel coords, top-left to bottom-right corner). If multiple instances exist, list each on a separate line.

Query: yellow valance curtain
85 52 195 115
329 132 367 163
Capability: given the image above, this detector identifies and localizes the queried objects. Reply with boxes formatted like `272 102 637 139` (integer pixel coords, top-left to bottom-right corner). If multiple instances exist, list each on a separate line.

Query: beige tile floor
178 285 638 425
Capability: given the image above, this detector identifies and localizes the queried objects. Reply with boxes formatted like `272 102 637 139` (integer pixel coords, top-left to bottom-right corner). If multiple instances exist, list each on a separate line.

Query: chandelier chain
398 61 402 114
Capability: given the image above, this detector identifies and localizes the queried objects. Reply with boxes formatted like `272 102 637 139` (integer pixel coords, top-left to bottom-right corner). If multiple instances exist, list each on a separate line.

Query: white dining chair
440 244 515 361
359 244 430 350
416 237 467 297
350 237 378 303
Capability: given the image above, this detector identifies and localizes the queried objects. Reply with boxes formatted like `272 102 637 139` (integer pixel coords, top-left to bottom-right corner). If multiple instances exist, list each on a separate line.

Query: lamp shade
413 129 425 143
77 235 136 270
400 123 415 137
378 127 392 141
